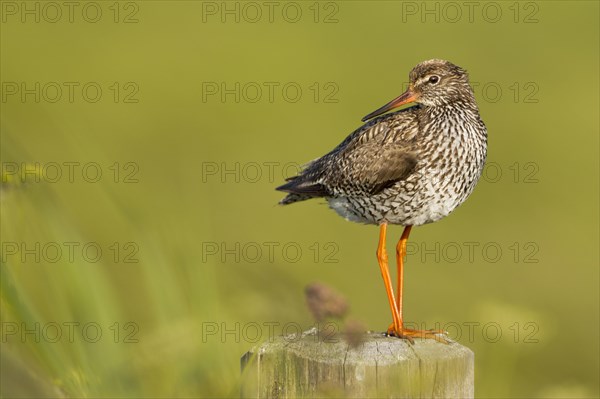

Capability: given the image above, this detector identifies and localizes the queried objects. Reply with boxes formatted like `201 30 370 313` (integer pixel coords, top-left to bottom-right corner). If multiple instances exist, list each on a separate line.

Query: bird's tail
276 175 329 205
278 192 316 205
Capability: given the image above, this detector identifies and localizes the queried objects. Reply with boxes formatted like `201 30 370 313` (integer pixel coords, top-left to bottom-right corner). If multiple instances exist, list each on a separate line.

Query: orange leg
385 225 449 344
376 223 402 337
395 225 412 321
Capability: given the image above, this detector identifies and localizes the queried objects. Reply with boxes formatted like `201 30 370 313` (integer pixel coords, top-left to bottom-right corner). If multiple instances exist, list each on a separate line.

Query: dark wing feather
276 177 329 196
277 108 420 203
345 143 417 195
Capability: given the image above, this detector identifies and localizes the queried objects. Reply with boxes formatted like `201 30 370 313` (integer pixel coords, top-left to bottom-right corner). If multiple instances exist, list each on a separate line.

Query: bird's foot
386 323 449 344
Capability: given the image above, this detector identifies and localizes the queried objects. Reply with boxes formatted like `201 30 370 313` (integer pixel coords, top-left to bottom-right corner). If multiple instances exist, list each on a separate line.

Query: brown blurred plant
343 319 367 348
305 282 348 321
305 282 367 347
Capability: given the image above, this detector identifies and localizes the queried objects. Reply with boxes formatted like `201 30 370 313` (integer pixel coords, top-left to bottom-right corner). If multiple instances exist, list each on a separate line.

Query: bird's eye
428 75 440 84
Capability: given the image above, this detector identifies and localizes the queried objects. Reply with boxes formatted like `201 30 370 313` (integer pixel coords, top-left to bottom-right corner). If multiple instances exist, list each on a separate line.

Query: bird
276 59 487 342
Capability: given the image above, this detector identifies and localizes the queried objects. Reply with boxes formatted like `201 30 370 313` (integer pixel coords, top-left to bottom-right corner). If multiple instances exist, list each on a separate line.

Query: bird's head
362 59 475 122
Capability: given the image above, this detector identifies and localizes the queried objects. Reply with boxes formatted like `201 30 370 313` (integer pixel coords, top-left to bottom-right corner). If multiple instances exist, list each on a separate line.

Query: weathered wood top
241 328 474 398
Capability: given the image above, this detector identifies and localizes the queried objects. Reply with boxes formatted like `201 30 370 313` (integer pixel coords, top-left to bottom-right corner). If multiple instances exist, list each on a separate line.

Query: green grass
1 2 599 397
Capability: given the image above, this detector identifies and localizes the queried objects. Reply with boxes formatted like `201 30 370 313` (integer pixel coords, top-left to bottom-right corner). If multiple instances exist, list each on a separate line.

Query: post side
241 329 474 398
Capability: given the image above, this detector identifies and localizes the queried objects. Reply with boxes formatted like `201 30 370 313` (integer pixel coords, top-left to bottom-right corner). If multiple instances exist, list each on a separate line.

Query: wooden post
241 328 474 398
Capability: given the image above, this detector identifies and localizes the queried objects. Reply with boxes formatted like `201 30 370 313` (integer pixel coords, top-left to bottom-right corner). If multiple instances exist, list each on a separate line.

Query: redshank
276 59 487 342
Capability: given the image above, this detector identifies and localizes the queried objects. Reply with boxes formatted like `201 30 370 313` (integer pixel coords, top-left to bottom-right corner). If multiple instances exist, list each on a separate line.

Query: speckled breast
328 123 487 226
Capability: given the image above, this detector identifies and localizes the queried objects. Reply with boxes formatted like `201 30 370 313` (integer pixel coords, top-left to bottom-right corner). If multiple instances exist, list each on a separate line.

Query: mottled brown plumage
276 59 487 342
278 59 486 225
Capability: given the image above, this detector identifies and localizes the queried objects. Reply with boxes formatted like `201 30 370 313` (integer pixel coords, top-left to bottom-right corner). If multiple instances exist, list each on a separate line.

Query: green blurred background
1 1 598 397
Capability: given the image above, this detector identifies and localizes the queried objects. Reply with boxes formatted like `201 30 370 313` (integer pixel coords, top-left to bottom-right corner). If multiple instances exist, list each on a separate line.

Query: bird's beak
361 87 418 122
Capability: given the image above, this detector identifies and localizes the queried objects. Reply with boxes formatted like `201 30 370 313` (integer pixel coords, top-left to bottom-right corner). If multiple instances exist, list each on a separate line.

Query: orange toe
386 322 450 344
